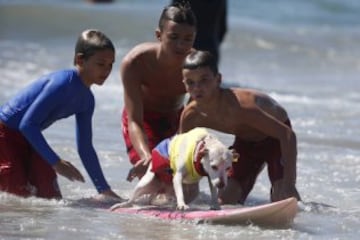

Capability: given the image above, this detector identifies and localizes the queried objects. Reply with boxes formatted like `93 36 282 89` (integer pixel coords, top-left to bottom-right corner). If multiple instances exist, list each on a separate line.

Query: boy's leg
28 150 62 199
121 109 181 165
219 138 266 204
0 124 32 197
219 167 264 205
217 178 243 204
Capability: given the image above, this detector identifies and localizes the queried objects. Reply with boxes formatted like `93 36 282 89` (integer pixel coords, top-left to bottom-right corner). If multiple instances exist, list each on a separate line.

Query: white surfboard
111 197 298 227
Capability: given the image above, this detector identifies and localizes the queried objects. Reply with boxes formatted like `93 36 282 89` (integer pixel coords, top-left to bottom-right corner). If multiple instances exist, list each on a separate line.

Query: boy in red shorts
121 3 197 181
178 50 301 203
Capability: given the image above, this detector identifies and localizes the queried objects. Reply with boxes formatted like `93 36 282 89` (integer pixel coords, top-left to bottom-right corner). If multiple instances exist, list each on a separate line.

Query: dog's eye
225 166 231 171
211 166 218 171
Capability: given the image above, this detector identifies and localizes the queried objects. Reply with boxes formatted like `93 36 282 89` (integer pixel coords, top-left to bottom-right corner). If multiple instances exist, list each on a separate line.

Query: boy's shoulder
41 69 81 89
46 68 76 79
124 42 158 62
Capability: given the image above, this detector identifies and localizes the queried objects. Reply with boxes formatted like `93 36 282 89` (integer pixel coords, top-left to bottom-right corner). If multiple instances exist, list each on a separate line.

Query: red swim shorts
121 108 182 165
228 119 292 202
0 122 61 199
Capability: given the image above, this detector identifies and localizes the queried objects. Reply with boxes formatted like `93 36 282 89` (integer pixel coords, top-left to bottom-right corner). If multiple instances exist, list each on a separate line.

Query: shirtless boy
0 29 121 201
179 50 301 203
121 3 197 181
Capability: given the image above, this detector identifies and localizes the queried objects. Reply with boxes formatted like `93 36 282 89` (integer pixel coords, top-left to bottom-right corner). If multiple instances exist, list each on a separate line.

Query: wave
0 0 163 42
231 0 360 26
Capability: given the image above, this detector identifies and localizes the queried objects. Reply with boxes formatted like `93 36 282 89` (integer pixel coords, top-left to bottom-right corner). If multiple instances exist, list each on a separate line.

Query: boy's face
182 66 220 102
77 49 115 87
156 20 196 61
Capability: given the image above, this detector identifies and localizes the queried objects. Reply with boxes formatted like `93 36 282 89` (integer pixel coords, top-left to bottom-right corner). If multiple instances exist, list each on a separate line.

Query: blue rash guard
0 69 110 193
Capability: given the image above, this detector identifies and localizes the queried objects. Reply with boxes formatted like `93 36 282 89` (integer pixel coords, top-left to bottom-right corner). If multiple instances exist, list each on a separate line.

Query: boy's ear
155 28 161 41
75 53 85 66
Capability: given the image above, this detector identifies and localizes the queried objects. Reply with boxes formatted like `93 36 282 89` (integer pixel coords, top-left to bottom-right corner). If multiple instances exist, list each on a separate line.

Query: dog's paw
110 201 133 211
209 204 221 210
176 204 190 211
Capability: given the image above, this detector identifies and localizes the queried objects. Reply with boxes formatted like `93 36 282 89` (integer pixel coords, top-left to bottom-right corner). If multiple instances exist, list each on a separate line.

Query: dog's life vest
169 128 208 183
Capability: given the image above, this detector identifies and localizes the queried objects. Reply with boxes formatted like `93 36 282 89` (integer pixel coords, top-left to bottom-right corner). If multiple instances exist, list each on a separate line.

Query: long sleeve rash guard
0 69 110 193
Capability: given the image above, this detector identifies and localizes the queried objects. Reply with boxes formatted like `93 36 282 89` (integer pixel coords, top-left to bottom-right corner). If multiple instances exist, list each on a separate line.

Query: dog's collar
193 140 208 177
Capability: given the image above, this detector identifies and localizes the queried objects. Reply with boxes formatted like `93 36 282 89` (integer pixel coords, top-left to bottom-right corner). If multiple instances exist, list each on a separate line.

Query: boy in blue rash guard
0 29 122 201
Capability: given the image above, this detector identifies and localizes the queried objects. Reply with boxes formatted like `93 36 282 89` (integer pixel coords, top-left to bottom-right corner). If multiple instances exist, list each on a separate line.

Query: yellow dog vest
169 128 208 183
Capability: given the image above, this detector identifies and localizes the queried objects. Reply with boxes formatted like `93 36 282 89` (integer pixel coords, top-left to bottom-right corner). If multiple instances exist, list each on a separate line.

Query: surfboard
111 197 297 227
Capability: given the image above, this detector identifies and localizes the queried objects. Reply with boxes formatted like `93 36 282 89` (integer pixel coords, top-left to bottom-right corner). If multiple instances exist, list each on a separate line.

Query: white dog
111 128 238 211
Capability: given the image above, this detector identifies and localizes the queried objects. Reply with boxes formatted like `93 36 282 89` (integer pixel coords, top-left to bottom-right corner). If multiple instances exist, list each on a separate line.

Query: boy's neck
76 67 91 88
157 47 185 69
196 88 223 113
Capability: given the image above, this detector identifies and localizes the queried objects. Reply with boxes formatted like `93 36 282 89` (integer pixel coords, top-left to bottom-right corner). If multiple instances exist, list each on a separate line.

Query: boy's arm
75 106 118 195
121 57 152 180
75 103 122 199
242 107 298 192
178 104 199 133
18 77 86 183
19 79 65 165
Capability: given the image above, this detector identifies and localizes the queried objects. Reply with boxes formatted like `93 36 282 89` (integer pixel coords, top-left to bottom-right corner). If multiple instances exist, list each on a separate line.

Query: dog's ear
228 146 239 162
198 147 209 164
232 151 239 162
200 147 209 156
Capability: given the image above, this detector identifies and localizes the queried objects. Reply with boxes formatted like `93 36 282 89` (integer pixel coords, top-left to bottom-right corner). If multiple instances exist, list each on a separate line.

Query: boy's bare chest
197 110 266 141
142 70 185 95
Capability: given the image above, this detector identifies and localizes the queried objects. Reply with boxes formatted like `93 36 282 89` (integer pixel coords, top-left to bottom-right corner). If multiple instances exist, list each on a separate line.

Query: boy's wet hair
158 2 197 31
183 50 218 75
74 29 115 65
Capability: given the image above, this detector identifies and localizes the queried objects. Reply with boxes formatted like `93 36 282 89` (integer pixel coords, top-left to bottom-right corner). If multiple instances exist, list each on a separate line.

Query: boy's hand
53 159 85 182
126 157 151 182
271 179 301 202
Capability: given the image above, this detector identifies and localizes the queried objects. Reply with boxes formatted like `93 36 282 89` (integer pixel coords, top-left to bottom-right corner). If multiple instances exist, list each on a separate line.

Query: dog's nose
216 181 225 189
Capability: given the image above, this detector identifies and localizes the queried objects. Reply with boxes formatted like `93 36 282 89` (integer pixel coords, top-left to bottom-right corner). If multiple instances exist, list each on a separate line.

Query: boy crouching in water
179 50 301 204
0 29 122 201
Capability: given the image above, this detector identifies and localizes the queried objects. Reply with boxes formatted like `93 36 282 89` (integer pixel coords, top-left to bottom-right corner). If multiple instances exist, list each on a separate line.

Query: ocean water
1 0 360 239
